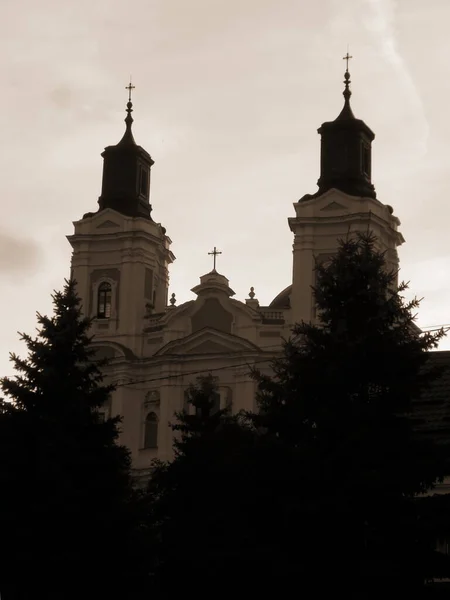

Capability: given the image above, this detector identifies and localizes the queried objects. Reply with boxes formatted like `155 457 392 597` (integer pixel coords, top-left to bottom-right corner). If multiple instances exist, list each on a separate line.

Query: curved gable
230 298 262 319
91 340 137 360
191 298 233 334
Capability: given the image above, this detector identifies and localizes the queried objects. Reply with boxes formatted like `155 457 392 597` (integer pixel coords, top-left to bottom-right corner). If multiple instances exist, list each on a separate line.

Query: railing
145 316 162 327
259 309 285 320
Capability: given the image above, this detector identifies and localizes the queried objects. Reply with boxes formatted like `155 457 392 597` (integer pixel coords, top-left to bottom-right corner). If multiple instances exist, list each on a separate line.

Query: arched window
211 391 221 414
97 282 112 319
144 412 158 448
96 395 112 424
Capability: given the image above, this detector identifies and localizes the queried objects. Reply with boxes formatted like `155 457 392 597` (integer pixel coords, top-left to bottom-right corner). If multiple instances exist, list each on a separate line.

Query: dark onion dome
300 63 376 202
97 88 155 219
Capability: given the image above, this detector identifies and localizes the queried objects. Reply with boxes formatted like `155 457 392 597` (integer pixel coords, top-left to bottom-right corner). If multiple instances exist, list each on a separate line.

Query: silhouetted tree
148 374 282 592
0 280 153 600
250 232 446 596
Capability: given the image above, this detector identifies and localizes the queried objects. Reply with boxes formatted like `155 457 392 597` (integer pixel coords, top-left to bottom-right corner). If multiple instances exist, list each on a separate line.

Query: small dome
191 270 235 298
269 285 291 309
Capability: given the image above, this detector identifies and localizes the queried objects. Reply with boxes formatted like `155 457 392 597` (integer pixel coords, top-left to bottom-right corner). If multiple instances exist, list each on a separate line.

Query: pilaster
288 189 404 325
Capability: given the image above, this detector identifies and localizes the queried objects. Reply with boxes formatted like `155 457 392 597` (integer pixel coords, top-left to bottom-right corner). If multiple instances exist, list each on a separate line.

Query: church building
67 65 405 481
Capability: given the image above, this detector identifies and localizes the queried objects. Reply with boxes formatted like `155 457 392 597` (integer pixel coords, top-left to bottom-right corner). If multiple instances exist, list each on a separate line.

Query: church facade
68 68 404 480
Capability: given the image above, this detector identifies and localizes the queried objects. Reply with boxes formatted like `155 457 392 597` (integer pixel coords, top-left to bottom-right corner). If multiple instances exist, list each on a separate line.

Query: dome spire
337 50 355 120
311 50 377 200
118 78 137 146
343 50 352 98
97 77 155 219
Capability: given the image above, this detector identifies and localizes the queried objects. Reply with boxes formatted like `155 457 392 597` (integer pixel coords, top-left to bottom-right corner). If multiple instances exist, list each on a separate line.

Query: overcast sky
1 0 449 376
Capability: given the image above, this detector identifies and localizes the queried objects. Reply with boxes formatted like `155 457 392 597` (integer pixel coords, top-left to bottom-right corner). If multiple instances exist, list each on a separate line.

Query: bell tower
316 59 376 200
67 83 175 356
98 82 155 219
288 57 404 325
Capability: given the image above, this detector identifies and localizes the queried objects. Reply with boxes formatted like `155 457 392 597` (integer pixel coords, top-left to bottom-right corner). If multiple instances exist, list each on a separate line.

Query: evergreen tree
148 374 271 592
250 232 447 595
0 280 152 600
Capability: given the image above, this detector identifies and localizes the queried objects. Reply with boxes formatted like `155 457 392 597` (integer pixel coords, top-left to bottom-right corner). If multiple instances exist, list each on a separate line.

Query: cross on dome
343 50 352 72
125 78 135 102
208 247 222 271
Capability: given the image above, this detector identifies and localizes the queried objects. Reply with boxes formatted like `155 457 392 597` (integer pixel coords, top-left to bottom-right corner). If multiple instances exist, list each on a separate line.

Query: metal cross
125 78 135 102
343 51 353 71
208 246 222 270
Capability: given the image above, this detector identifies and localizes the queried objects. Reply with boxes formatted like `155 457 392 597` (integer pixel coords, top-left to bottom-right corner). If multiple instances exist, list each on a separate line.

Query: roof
269 285 291 309
412 351 450 461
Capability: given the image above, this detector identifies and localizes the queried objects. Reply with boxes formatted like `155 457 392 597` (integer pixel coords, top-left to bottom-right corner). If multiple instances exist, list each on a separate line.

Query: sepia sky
1 0 450 376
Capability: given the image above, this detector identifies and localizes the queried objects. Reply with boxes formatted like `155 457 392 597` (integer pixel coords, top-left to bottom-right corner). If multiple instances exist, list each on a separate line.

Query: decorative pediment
154 327 261 356
320 201 347 211
144 390 160 408
191 297 233 334
292 188 359 221
96 220 120 229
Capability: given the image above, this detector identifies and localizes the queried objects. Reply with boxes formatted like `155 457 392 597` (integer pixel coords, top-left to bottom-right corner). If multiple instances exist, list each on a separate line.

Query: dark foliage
148 375 282 592
148 233 448 595
0 280 153 600
248 232 447 594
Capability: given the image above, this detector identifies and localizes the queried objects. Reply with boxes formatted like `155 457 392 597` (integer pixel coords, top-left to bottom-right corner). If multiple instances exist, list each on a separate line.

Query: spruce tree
251 232 447 595
0 280 152 600
149 374 267 592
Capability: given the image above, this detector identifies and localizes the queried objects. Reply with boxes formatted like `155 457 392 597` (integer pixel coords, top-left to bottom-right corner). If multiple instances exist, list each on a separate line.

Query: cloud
363 0 429 155
0 231 41 277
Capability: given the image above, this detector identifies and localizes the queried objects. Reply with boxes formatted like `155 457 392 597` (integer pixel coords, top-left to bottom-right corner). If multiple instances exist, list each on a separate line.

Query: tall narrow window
140 168 149 196
361 143 371 178
97 282 112 319
144 412 158 448
211 391 221 414
96 395 111 423
183 390 190 413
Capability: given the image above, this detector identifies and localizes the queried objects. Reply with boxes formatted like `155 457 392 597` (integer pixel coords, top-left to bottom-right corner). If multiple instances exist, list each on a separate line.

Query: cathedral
67 65 405 480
